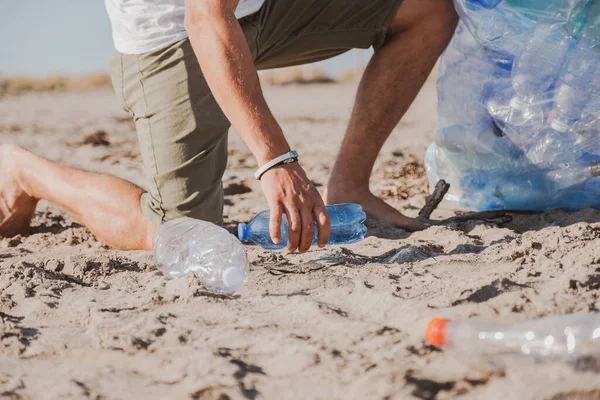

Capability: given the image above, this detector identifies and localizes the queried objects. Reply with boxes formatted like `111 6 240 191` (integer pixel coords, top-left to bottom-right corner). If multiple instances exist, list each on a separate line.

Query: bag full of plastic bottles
425 0 600 212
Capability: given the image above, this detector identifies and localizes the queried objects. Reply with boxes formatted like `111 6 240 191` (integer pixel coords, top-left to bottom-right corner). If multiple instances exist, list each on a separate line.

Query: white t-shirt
105 0 265 54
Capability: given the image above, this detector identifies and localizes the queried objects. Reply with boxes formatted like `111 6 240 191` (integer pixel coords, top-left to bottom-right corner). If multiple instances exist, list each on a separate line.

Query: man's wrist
255 144 292 166
255 150 299 180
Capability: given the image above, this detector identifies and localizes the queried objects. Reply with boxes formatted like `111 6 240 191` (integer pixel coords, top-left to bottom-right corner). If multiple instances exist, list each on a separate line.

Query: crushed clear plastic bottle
238 203 367 250
459 0 533 66
426 313 600 359
491 24 572 139
153 217 249 295
526 6 600 165
526 124 581 166
547 161 600 190
436 123 517 156
530 4 600 163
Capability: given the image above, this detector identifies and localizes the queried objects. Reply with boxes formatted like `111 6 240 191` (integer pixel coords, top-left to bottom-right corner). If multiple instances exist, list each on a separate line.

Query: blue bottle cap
238 223 249 242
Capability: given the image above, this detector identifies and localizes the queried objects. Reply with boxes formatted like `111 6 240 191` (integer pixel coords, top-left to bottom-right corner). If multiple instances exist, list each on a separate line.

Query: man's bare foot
0 145 38 237
325 181 429 232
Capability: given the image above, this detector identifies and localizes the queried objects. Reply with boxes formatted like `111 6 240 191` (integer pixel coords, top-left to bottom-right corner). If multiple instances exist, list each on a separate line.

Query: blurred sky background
1 1 371 78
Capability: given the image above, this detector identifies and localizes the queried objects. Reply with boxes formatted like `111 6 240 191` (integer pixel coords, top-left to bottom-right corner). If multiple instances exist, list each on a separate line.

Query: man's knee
141 180 225 227
141 136 229 227
388 0 458 38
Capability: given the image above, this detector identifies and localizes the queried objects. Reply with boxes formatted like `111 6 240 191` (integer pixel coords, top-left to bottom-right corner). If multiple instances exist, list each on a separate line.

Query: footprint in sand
224 181 253 196
80 130 111 147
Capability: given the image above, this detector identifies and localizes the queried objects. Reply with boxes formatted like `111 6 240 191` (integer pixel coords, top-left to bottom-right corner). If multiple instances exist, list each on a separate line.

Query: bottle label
591 162 600 177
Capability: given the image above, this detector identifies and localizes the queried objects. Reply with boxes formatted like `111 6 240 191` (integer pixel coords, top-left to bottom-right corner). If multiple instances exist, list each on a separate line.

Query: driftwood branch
419 180 451 219
419 180 539 225
417 179 540 226
441 210 514 225
440 209 541 225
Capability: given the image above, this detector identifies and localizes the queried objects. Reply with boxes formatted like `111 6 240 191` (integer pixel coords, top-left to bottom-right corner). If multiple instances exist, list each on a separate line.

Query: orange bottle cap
425 318 450 348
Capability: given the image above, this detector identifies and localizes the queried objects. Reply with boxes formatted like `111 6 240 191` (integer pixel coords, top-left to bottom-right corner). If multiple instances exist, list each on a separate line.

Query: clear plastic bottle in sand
426 313 600 359
153 217 249 295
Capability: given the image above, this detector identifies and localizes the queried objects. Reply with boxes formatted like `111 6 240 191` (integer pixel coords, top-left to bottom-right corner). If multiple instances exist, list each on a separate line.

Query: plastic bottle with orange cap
425 313 600 359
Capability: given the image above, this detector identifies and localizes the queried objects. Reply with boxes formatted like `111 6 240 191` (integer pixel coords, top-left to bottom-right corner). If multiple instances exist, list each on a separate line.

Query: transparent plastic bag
426 0 600 212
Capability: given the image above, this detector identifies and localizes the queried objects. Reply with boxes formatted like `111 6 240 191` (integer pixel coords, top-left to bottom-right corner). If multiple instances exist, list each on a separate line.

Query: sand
1 80 600 400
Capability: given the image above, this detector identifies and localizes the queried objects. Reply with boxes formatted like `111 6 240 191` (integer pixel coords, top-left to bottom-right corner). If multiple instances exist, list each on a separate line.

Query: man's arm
183 0 330 252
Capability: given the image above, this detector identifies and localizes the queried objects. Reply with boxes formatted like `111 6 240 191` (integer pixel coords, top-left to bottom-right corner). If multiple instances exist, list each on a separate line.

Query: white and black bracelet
254 150 299 180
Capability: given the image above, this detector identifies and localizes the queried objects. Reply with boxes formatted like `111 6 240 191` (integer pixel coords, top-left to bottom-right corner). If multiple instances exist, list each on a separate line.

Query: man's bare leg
0 145 154 250
325 0 458 230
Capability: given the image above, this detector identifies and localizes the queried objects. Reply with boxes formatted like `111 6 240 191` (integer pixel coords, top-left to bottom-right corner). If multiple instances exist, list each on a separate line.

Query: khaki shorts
110 0 404 226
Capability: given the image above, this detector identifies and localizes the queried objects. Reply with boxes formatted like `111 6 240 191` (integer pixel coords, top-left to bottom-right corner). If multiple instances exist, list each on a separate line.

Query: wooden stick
441 210 513 225
440 209 541 225
417 180 540 226
419 180 451 219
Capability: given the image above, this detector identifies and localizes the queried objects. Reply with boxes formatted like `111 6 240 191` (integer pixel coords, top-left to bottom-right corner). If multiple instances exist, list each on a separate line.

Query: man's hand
261 162 330 253
185 0 331 250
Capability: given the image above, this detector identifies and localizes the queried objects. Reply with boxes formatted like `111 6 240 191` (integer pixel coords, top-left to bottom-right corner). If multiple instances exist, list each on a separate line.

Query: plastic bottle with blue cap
238 203 367 250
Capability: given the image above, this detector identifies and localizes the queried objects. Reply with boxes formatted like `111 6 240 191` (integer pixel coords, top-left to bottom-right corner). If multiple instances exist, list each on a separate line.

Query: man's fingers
269 204 283 245
285 207 302 252
299 206 315 253
313 203 331 248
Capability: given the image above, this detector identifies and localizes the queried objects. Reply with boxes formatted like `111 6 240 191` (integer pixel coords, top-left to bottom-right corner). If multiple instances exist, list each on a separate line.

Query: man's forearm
184 7 290 165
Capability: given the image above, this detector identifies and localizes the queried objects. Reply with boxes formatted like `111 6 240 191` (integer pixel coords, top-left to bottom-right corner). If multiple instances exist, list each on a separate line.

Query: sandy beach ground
2 79 600 400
